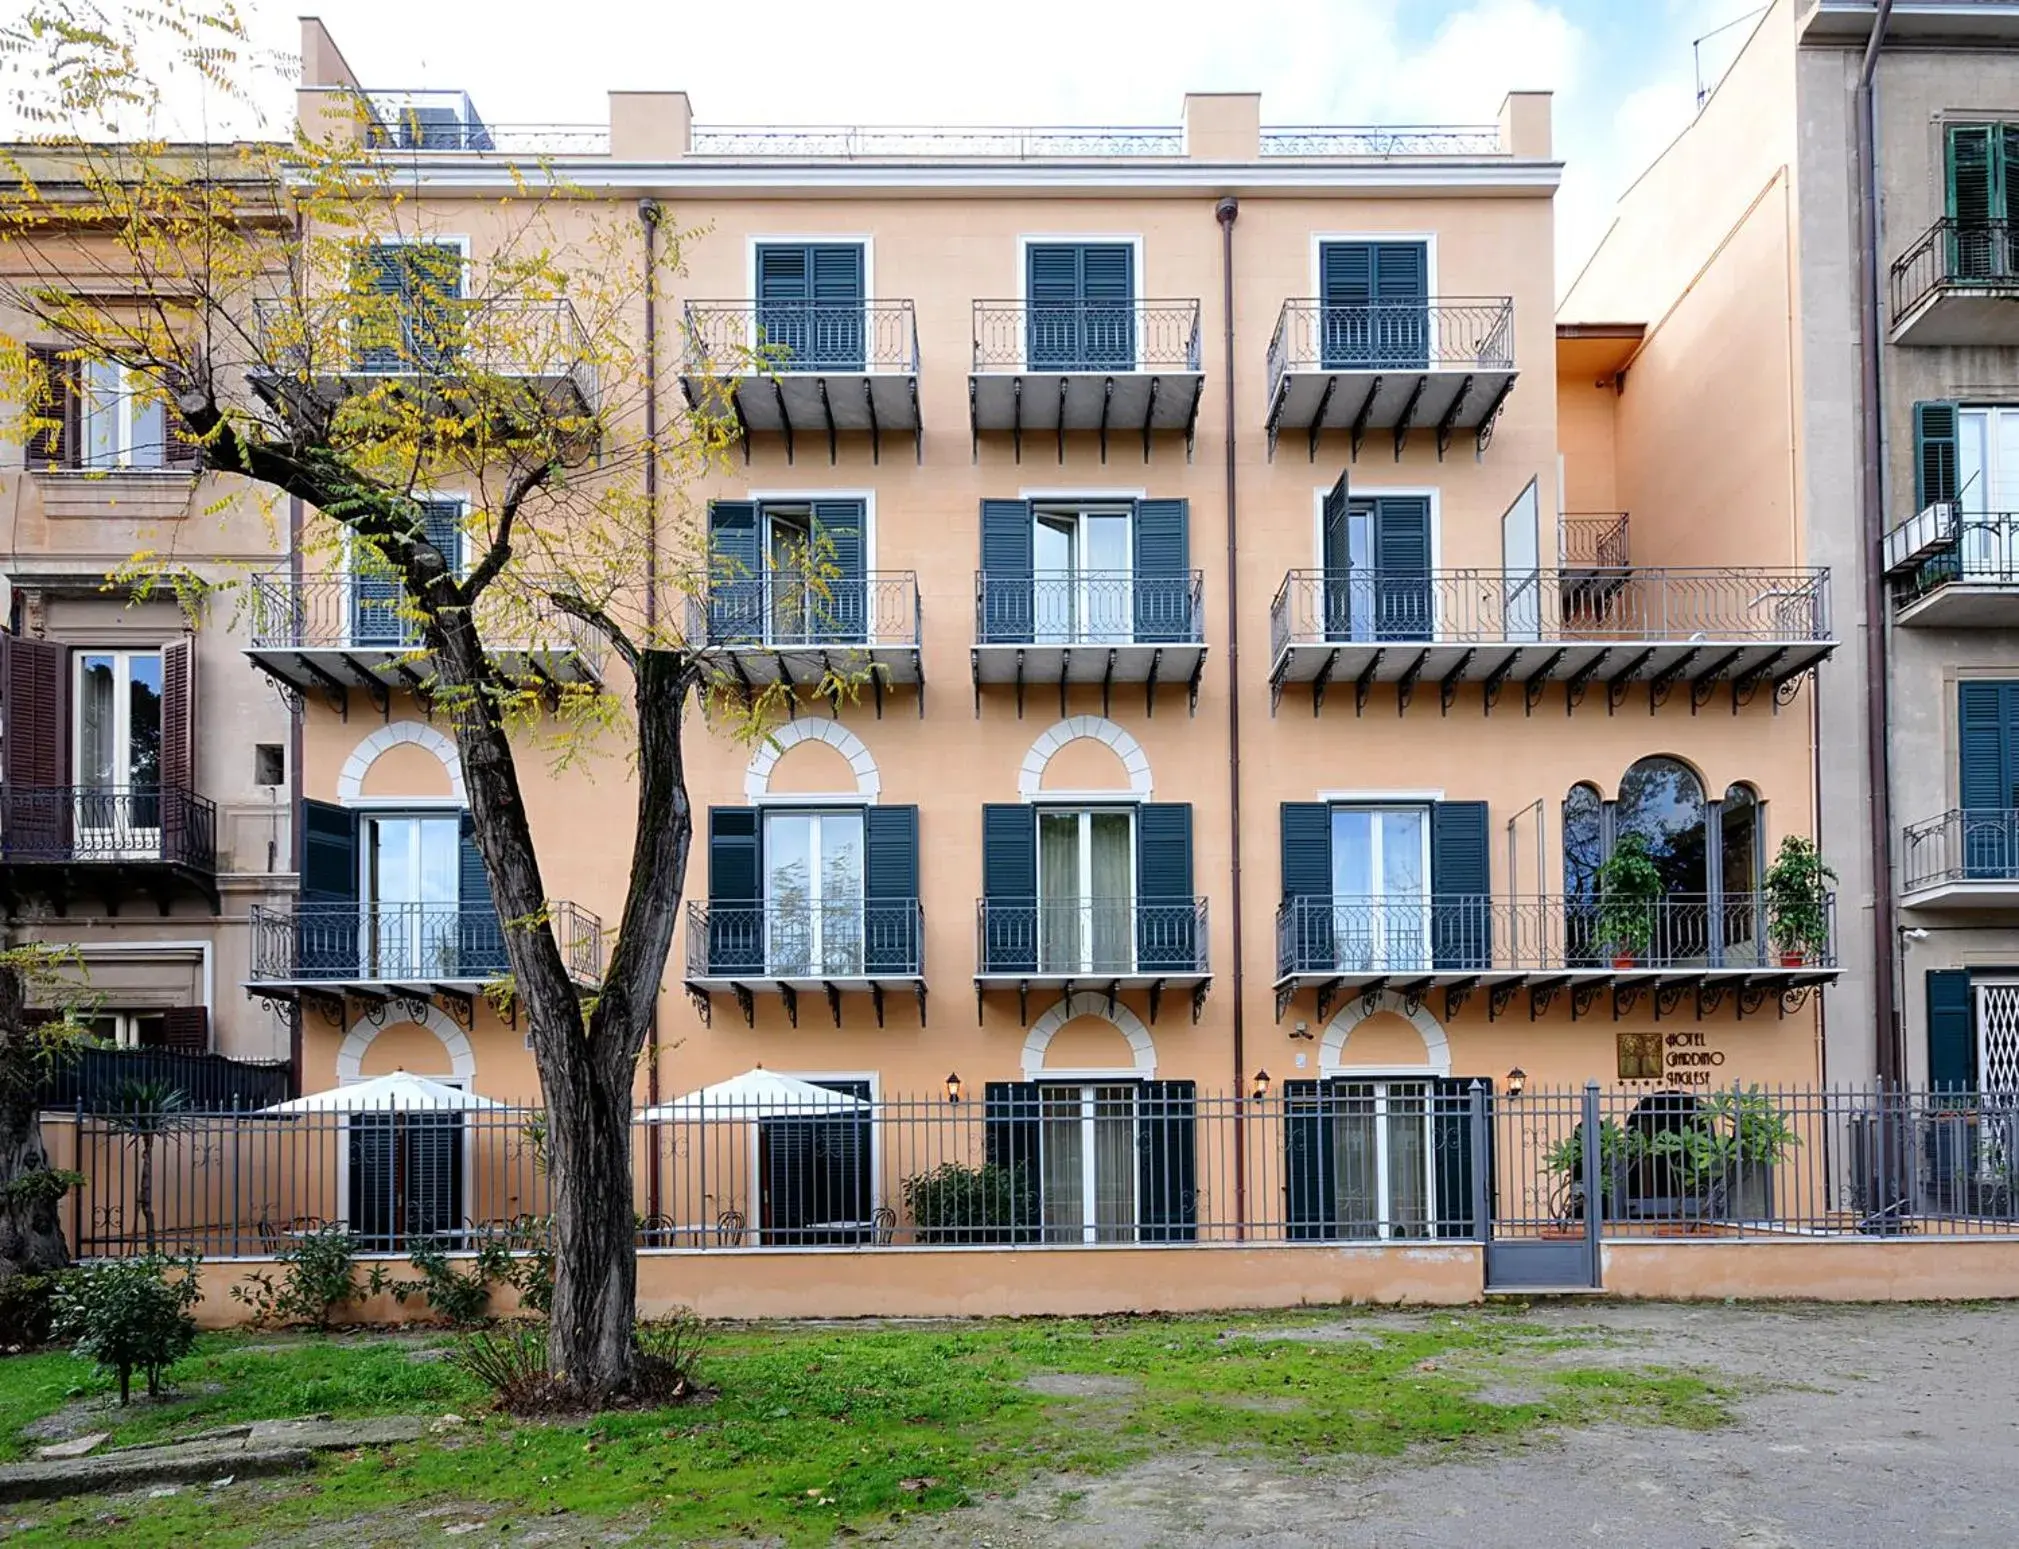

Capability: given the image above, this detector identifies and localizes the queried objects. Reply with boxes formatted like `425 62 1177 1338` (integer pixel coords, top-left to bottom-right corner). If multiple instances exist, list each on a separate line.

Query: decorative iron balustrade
249 901 602 986
689 125 1186 158
974 570 1205 647
1891 217 2019 324
681 300 919 375
1 784 217 873
1902 809 2019 893
1267 567 1831 659
1275 892 1834 978
690 569 920 652
971 299 1202 374
252 296 591 392
247 571 606 669
686 900 924 980
975 898 1210 977
1259 126 1503 157
1560 513 1630 570
1889 513 2019 602
1266 298 1515 390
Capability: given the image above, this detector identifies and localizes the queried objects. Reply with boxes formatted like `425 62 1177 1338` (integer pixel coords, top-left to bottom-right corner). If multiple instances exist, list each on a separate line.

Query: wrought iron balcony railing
971 299 1202 374
1275 893 1835 979
975 570 1205 647
1888 513 2019 602
690 569 920 652
1266 298 1514 387
1560 513 1630 570
1268 567 1831 659
1891 218 2019 324
247 572 606 668
0 784 217 873
687 900 924 980
976 898 1210 977
253 296 591 393
1903 809 2019 893
681 300 919 375
249 901 603 985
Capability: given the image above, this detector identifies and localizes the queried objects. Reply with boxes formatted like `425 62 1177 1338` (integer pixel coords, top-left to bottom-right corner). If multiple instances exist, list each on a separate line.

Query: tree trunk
543 1050 640 1393
0 962 72 1280
137 1138 157 1255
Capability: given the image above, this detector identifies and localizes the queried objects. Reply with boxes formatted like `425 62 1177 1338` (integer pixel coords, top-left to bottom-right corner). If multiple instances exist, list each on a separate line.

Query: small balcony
1889 219 2019 346
1274 892 1836 1017
974 897 1211 1023
972 571 1207 716
0 785 218 913
245 572 606 712
683 900 925 1028
1901 810 2019 909
1266 567 1834 715
688 570 922 709
1558 511 1631 607
1883 508 2019 626
247 900 603 997
1263 299 1516 461
968 300 1204 459
678 300 920 464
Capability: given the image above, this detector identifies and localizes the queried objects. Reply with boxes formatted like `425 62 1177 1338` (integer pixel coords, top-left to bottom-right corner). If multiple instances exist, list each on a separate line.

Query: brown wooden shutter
159 1006 209 1054
0 632 67 792
160 635 194 794
163 372 201 468
23 346 79 469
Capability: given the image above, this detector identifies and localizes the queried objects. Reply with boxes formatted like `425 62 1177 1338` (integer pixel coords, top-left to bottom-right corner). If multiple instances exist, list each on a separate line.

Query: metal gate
1484 1082 1602 1292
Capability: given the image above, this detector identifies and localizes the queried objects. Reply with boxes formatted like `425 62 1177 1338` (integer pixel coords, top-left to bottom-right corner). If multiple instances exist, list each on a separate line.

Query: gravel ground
899 1301 2019 1549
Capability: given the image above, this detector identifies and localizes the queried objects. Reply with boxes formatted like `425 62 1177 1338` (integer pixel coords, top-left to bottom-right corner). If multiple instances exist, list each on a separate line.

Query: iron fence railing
971 299 1202 373
685 900 924 980
689 570 920 651
0 784 216 872
1559 512 1630 570
247 901 602 986
252 296 590 393
689 125 1187 157
1259 126 1503 156
1891 217 2019 324
681 300 919 375
1266 298 1514 392
1267 567 1831 659
50 1084 2019 1261
974 570 1205 646
1274 892 1835 978
1902 808 2019 892
1890 513 2019 600
975 897 1210 977
247 571 607 672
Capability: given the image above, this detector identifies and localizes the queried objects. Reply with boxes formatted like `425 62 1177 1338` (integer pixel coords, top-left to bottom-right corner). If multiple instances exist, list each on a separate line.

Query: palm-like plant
104 1078 194 1254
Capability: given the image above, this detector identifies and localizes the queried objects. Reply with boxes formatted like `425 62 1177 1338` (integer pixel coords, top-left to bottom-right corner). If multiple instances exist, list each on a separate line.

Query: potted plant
1647 1087 1800 1226
1544 1120 1645 1230
1764 835 1836 967
1595 833 1663 968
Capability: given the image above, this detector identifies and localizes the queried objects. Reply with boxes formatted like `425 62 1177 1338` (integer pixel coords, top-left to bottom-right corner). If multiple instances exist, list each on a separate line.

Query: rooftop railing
1259 126 1503 156
1891 217 2019 324
690 125 1186 157
681 300 919 374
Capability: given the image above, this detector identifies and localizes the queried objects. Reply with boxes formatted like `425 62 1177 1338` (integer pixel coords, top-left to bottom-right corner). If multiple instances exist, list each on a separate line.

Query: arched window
1615 757 1709 897
1564 783 1603 898
1719 783 1761 897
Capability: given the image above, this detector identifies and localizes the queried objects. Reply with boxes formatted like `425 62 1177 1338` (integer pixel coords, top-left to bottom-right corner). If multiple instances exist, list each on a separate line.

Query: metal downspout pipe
1216 195 1247 1235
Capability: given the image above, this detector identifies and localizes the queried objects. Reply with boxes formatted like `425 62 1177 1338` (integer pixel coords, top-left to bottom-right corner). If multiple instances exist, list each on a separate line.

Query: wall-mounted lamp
944 1071 964 1105
1251 1068 1272 1100
1289 1021 1312 1041
1505 1067 1527 1098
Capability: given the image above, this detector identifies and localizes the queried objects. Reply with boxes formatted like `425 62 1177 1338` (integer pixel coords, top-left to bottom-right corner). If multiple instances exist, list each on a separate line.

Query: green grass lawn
0 1309 1730 1546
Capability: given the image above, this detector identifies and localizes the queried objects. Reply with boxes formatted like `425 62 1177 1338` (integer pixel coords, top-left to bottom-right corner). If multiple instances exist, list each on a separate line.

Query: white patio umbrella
260 1069 505 1113
639 1066 867 1122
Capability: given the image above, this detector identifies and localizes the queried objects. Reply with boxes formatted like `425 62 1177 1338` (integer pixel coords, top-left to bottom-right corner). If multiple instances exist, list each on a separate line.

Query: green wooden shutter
1927 969 1976 1093
981 804 1038 973
301 799 358 905
979 498 1034 642
1431 800 1490 971
458 811 502 978
755 245 810 366
420 499 463 573
810 498 867 643
1280 802 1335 973
1131 498 1191 642
1321 471 1356 643
1372 242 1430 369
982 1081 1042 1243
1958 681 2014 810
809 244 866 370
1374 496 1433 641
1283 1080 1339 1240
404 1112 464 1243
1948 124 1999 222
1915 402 1961 511
707 807 762 974
1136 1081 1198 1243
864 804 919 975
1136 803 1196 969
707 500 762 642
1078 243 1134 368
1432 1077 1491 1239
348 1113 396 1249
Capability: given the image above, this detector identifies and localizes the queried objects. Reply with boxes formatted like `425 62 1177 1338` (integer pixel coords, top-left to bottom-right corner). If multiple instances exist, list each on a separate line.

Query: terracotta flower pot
1780 950 1806 967
1613 953 1637 969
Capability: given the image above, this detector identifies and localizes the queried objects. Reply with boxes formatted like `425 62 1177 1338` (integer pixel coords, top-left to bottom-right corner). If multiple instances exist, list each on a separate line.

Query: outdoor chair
716 1208 746 1247
872 1205 898 1245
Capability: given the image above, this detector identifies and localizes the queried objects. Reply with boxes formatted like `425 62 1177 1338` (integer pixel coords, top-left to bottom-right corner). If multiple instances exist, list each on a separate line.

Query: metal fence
689 125 1188 158
247 901 604 987
975 898 1210 976
0 784 217 873
974 570 1205 646
688 570 921 651
1266 298 1515 390
1560 513 1630 570
1890 514 2019 599
971 299 1202 374
1891 217 2019 324
685 900 925 980
50 1084 2019 1261
1902 809 2019 893
681 300 919 375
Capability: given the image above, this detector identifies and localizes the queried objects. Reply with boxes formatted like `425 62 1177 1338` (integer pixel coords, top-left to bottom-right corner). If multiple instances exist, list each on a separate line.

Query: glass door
1323 504 1373 642
1329 808 1429 971
74 651 163 857
763 810 865 976
1034 508 1131 645
1329 1080 1433 1240
1038 809 1134 974
366 815 459 977
765 506 812 644
1038 1084 1139 1244
1958 407 2019 578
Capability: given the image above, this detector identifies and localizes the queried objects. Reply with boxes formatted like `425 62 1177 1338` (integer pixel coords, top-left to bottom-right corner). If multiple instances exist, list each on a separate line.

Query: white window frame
1031 499 1135 646
77 359 169 471
1036 804 1138 976
745 1069 882 1248
1329 803 1432 974
1326 1075 1437 1242
760 806 867 978
1036 1079 1144 1245
745 490 878 646
72 647 164 857
1956 406 2019 576
1014 234 1145 372
358 808 463 982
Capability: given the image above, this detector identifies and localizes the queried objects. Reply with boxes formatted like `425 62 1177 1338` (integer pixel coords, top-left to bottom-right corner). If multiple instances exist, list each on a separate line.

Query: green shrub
901 1161 1028 1245
395 1240 495 1327
52 1255 201 1403
0 1269 79 1350
230 1223 387 1329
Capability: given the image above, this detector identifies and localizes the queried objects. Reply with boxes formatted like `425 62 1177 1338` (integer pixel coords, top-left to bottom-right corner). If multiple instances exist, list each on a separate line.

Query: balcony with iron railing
968 300 1204 455
0 785 218 908
971 570 1207 716
1902 810 2019 909
1266 566 1834 714
247 900 603 993
1890 219 2019 345
688 569 922 699
678 300 920 462
1882 508 2019 626
975 897 1211 1019
244 571 607 705
683 900 925 1027
1263 299 1517 459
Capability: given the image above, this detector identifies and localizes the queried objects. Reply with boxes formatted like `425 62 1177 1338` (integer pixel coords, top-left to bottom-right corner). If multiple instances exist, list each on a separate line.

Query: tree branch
547 590 644 675
463 458 554 600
